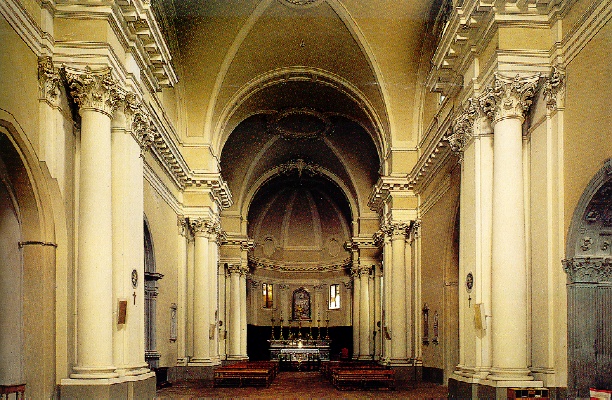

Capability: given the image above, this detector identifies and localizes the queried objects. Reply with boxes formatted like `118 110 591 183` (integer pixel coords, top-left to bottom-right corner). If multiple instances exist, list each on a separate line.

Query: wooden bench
221 361 279 378
332 369 395 390
323 362 383 380
213 368 273 388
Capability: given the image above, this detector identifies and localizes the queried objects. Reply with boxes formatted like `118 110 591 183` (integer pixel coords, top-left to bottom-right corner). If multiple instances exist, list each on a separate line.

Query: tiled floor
156 371 449 399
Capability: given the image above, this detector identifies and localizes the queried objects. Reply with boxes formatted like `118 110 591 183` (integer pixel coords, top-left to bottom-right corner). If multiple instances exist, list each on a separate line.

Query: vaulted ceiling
161 0 437 245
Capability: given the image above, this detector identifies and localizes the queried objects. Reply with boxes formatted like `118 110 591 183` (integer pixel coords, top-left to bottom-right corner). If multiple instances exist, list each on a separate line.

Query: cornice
0 0 52 56
368 176 413 213
427 0 572 96
248 256 351 273
54 0 177 90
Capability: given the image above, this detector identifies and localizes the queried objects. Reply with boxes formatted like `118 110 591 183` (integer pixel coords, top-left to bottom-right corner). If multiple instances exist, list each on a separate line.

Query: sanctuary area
0 0 611 398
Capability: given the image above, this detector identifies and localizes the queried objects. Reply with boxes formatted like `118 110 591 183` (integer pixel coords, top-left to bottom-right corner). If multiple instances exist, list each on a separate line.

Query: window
329 284 340 309
262 283 273 308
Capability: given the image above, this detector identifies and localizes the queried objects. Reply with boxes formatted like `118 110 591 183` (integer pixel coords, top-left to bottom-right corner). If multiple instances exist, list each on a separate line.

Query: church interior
0 0 611 398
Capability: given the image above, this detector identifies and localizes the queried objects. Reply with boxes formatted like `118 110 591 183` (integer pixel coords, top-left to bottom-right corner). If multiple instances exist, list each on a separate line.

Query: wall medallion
131 269 138 288
465 272 473 292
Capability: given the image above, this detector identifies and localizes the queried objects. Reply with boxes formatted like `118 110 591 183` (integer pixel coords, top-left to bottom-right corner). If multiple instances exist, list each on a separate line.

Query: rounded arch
205 0 393 156
0 111 65 396
566 158 612 258
242 162 358 228
214 67 387 162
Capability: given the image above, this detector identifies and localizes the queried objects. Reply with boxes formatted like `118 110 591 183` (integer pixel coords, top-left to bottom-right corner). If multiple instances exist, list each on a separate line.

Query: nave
155 370 448 399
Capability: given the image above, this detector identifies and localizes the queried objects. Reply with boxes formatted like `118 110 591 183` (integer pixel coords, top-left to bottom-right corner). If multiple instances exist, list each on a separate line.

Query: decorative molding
278 159 322 178
563 257 612 283
268 108 331 140
62 65 123 116
38 56 61 104
479 73 540 123
368 176 413 212
447 97 480 154
543 66 566 111
248 256 351 273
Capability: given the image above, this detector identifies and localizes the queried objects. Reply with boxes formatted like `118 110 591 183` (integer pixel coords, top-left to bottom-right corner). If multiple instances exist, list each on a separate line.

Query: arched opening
0 150 24 390
144 217 163 369
564 160 612 397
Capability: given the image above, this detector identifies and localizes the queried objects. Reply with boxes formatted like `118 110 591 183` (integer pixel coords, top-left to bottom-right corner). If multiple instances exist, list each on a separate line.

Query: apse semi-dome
248 181 351 268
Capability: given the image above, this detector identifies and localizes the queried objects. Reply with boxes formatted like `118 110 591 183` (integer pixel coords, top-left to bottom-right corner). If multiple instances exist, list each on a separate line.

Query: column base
225 355 249 362
188 357 217 367
449 374 544 399
168 365 215 381
69 365 119 379
487 366 535 382
60 372 155 399
358 355 373 361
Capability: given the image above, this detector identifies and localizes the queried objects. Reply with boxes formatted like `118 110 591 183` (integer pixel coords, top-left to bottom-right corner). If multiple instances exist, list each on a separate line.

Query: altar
268 339 331 361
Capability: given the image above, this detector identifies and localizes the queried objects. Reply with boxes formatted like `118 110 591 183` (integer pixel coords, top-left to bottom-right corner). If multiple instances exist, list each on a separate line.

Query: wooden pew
213 361 278 388
331 368 396 390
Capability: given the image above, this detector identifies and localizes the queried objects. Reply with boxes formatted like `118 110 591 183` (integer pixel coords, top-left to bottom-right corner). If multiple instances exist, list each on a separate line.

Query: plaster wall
144 178 180 368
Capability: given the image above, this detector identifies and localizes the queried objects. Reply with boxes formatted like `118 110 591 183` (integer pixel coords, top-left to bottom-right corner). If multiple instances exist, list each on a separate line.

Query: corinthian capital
381 222 409 238
479 73 540 123
63 65 122 116
38 56 61 103
188 218 208 236
447 97 480 154
543 66 565 111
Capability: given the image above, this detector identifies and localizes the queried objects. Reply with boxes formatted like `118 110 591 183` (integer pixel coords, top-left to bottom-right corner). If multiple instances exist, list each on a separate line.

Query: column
239 241 254 359
189 218 212 365
228 264 241 359
381 231 392 362
208 223 221 364
64 66 121 379
359 265 372 360
481 73 539 382
239 265 248 358
388 222 409 363
112 93 153 376
351 267 361 359
373 261 383 360
177 216 189 365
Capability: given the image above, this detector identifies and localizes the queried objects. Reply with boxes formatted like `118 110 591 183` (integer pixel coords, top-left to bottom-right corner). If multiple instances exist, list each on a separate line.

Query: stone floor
155 371 449 399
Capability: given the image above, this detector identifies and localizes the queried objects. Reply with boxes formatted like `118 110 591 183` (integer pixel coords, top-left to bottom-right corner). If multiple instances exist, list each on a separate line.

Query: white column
65 66 120 379
359 265 371 360
189 219 212 365
388 223 409 363
177 216 189 365
208 224 220 364
483 74 539 382
111 95 151 376
373 262 383 360
351 268 361 359
228 264 241 359
382 232 392 363
239 266 248 358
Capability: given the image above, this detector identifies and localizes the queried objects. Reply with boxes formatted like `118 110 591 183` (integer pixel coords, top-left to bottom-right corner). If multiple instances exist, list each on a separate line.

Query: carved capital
479 73 540 124
188 218 209 236
63 65 122 116
563 257 612 283
447 97 480 154
543 66 565 111
381 222 410 238
227 263 242 274
38 56 61 103
358 265 372 277
177 215 188 237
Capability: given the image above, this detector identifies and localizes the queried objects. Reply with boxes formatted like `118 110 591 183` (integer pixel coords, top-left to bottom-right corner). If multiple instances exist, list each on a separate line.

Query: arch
144 215 162 369
564 159 612 397
205 0 392 159
214 67 387 162
242 162 358 231
0 112 63 396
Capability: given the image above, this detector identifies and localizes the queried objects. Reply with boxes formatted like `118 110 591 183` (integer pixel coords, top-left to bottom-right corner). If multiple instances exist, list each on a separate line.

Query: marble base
60 372 155 399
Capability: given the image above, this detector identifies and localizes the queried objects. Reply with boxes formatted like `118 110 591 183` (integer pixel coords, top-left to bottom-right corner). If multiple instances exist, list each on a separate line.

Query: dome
248 175 351 268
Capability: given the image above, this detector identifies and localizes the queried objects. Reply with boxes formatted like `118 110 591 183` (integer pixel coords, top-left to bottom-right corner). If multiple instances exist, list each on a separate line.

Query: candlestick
317 319 321 340
271 317 275 340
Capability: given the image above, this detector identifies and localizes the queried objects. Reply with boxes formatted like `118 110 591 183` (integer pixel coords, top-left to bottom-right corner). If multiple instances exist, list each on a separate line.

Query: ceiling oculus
269 108 331 140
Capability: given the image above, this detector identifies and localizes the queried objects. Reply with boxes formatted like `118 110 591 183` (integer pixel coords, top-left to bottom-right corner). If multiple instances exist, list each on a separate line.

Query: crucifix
133 291 136 305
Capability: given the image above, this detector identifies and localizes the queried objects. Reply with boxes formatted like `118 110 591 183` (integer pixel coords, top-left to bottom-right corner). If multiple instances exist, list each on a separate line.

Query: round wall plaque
466 272 474 292
131 269 138 288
